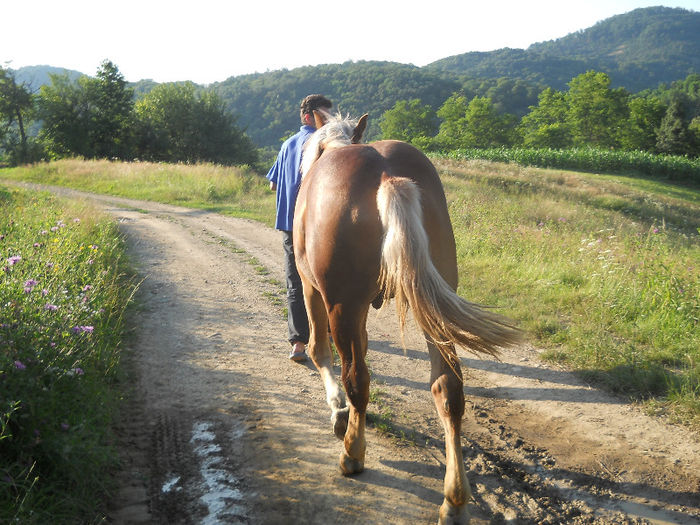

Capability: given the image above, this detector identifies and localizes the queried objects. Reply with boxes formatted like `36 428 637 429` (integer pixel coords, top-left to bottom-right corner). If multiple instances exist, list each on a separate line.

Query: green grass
0 185 135 523
0 158 276 226
448 147 700 183
433 156 699 426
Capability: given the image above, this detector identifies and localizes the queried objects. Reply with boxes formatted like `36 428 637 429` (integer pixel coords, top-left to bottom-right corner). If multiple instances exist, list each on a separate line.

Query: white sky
2 0 698 84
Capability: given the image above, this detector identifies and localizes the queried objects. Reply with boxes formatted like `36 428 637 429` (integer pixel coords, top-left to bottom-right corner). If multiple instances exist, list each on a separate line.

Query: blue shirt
266 125 315 231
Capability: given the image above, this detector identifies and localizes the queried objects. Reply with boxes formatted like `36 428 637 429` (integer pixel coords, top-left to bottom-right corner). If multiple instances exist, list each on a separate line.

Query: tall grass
448 147 700 183
0 185 135 523
1 158 276 226
433 157 699 425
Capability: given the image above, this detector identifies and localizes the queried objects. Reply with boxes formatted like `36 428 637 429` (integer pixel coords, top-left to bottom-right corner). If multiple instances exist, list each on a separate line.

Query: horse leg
428 340 471 525
329 306 370 475
302 280 348 438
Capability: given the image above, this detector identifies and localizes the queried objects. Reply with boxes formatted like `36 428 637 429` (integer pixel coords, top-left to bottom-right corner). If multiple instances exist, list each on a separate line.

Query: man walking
267 94 332 362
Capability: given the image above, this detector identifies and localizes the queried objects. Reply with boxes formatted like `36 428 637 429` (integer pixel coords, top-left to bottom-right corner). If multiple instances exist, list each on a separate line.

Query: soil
11 183 700 524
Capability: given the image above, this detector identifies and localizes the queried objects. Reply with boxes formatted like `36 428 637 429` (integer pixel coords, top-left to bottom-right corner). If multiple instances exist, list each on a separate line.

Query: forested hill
11 6 699 149
427 7 700 91
210 6 699 147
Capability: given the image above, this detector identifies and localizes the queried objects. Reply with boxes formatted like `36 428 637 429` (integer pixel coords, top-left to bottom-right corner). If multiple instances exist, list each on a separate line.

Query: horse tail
376 176 521 359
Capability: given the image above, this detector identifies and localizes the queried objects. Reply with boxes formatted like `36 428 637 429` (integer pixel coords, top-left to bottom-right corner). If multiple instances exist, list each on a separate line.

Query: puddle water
190 421 247 524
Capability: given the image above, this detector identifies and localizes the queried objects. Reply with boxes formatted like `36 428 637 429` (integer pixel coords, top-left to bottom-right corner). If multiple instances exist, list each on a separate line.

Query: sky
2 0 698 85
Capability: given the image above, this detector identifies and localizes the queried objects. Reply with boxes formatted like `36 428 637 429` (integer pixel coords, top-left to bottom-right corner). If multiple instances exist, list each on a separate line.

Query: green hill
10 6 699 148
427 6 700 91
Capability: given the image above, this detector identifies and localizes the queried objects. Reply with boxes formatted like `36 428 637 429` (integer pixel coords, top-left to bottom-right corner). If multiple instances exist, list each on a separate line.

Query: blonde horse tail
376 176 521 360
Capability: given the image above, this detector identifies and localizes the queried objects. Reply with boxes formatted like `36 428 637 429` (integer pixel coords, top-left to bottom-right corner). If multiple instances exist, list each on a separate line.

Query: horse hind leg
428 340 472 525
303 281 348 439
329 306 370 475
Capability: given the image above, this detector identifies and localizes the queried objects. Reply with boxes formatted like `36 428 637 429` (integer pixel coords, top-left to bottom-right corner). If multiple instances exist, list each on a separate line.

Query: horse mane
301 112 361 177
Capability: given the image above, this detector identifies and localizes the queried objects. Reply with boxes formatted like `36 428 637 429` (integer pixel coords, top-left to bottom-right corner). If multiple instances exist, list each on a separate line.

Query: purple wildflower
25 279 38 288
14 361 26 370
41 289 49 296
71 367 84 376
653 228 659 234
0 234 4 240
40 230 48 235
73 218 80 223
45 304 58 311
61 423 70 431
7 255 21 265
50 226 59 232
82 285 93 292
72 326 94 334
87 259 94 265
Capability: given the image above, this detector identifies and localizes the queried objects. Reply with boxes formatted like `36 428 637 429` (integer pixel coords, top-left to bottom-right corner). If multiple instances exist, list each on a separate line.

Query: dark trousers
282 230 309 345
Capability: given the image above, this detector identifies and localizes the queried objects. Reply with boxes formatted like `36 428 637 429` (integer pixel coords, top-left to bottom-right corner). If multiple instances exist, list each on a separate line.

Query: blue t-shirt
266 125 316 231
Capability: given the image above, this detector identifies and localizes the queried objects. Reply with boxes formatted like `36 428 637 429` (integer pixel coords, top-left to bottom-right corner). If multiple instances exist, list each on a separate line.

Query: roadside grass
1 158 698 427
432 157 699 426
0 185 135 523
0 158 276 226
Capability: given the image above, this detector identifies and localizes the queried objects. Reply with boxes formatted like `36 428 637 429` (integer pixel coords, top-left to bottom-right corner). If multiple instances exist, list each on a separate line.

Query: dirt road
14 184 700 524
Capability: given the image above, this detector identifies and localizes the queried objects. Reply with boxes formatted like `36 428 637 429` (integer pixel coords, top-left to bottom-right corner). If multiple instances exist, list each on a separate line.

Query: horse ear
313 110 328 130
352 114 369 143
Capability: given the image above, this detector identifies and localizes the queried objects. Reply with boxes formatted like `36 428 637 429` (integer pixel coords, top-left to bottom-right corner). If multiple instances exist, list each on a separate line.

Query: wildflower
7 255 21 265
25 279 38 288
14 361 26 370
73 218 80 223
46 262 54 268
61 423 70 431
87 259 94 265
50 226 59 232
41 289 49 296
90 244 98 250
69 367 84 376
40 230 48 235
82 285 93 292
653 228 659 234
72 326 94 334
45 304 58 311
0 234 4 240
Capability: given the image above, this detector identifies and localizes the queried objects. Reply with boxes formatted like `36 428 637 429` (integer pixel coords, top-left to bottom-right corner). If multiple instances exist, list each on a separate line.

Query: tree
38 60 134 159
566 71 629 148
518 88 573 148
436 95 516 149
86 60 134 159
435 93 470 149
619 95 666 151
0 66 37 164
655 99 691 155
134 82 258 165
379 99 438 145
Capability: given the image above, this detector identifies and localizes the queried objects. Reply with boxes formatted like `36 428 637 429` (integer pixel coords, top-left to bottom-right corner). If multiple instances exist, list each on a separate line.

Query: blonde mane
301 112 361 177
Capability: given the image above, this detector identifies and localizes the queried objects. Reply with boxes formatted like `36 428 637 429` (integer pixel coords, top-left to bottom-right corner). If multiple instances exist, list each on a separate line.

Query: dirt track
11 183 700 524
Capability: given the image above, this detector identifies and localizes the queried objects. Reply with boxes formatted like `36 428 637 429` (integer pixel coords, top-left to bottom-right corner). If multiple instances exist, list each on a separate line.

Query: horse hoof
331 407 349 440
339 451 364 476
438 499 470 525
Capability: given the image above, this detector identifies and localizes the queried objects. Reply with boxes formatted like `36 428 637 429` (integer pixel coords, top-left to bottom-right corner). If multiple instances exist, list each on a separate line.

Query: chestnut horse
293 112 520 524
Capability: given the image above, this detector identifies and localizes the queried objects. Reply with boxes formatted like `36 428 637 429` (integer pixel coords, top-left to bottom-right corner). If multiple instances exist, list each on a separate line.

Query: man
267 94 332 362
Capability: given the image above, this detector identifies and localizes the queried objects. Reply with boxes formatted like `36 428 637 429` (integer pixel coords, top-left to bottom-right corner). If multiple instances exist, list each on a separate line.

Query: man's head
300 94 332 127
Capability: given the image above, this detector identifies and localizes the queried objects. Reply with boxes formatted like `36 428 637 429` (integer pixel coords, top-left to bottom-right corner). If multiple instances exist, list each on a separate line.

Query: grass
432 156 699 426
0 158 276 226
0 156 698 429
0 185 135 523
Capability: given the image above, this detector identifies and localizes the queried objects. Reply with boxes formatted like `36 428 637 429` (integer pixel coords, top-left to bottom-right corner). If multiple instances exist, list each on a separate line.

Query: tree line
0 60 259 166
2 61 698 169
379 71 700 157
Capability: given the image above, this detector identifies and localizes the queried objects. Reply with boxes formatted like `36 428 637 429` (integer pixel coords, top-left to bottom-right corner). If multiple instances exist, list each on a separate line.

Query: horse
293 111 520 524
